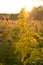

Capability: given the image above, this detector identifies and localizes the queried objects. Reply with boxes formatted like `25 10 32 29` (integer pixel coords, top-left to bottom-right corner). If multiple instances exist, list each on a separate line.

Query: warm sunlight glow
0 0 43 13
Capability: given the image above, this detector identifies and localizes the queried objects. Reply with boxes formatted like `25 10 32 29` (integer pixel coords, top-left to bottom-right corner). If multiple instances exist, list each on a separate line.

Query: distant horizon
0 5 43 14
0 0 43 14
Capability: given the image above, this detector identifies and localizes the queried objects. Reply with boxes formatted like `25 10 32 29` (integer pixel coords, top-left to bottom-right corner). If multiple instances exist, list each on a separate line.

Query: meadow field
0 6 43 65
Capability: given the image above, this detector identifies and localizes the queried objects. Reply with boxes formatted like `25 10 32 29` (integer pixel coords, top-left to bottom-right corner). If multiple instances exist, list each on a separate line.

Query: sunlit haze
0 0 43 14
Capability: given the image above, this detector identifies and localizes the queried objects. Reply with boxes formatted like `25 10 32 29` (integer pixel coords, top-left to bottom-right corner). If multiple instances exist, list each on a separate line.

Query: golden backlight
0 0 43 13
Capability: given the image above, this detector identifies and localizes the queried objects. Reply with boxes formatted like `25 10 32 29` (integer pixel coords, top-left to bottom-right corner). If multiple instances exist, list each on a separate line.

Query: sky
0 0 43 14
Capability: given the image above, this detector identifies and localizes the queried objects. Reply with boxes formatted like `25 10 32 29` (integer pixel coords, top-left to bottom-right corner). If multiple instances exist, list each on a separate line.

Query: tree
30 6 43 21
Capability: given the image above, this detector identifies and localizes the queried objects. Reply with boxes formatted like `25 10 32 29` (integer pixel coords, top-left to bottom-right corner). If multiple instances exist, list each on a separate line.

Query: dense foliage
30 6 43 21
0 7 43 65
